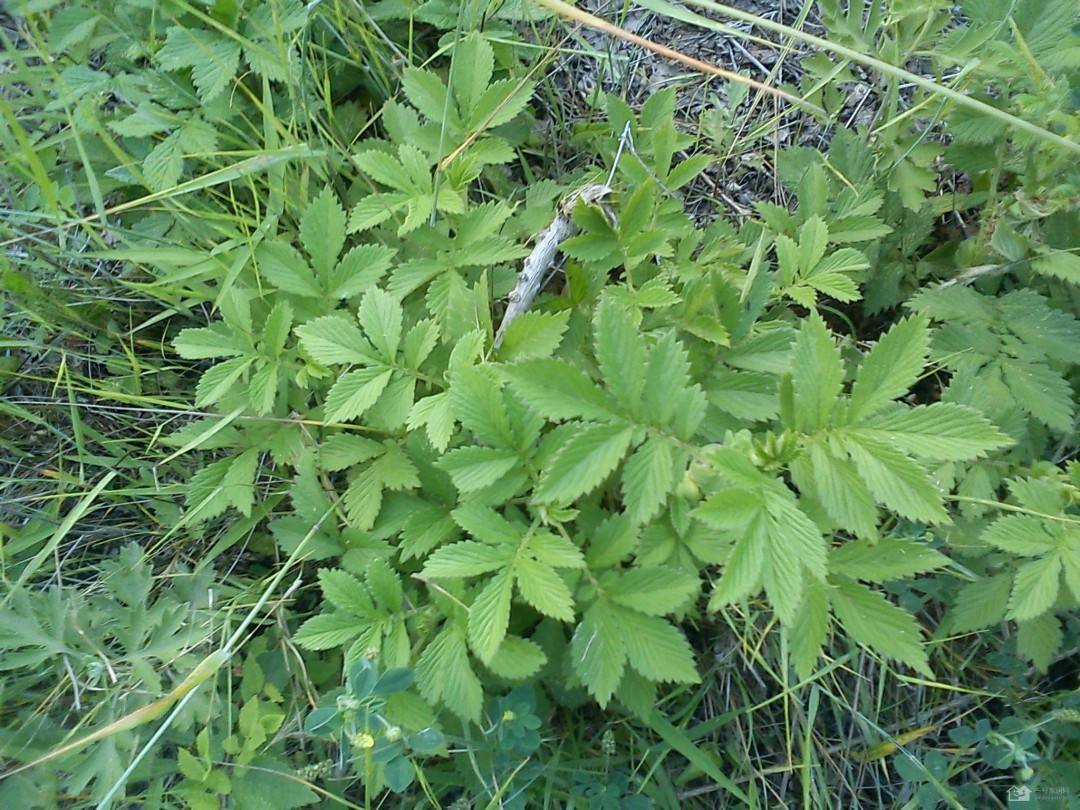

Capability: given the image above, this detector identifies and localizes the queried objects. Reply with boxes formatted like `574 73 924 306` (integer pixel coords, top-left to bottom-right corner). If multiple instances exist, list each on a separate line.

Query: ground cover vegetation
1 0 1079 806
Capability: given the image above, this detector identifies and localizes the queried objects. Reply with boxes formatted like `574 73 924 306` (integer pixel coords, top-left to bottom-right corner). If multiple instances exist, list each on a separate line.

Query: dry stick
493 183 612 348
531 0 823 116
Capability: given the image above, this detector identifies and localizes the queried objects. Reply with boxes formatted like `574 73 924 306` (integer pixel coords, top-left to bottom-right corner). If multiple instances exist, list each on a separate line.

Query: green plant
3 0 1080 806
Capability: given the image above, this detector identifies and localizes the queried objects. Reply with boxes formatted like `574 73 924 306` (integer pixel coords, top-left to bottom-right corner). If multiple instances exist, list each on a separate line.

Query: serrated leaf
594 297 647 409
156 27 240 103
324 367 393 422
790 579 830 678
438 446 520 492
296 315 378 365
318 569 376 617
401 67 449 123
830 578 931 675
249 362 278 414
357 288 402 362
256 240 321 297
1001 360 1075 431
829 537 949 581
799 443 878 539
407 392 455 451
451 503 521 545
144 134 183 191
855 403 1013 461
330 245 396 299
301 186 346 279
535 422 634 503
416 626 482 723
515 557 574 621
467 570 513 662
843 434 949 524
1016 614 1062 672
293 613 363 650
792 314 843 431
422 541 514 578
1007 555 1062 621
569 601 627 707
621 437 675 525
616 607 700 684
607 567 698 615
502 360 617 422
849 314 929 420
947 574 1012 632
485 636 547 680
982 515 1060 556
174 324 247 360
526 533 585 568
498 310 570 361
319 434 383 471
708 513 766 610
195 356 252 407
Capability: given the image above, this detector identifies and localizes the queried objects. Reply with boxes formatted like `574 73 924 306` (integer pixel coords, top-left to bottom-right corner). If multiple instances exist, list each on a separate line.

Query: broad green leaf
467 570 513 662
618 608 700 684
607 567 698 615
842 434 949 524
526 532 586 568
829 537 949 581
503 360 617 422
293 613 363 650
570 601 627 707
535 423 634 503
946 574 1012 632
408 392 455 452
1001 359 1075 431
301 186 346 279
791 314 843 432
422 541 513 579
256 240 321 297
249 362 278 414
438 446 520 492
708 513 766 610
451 33 494 115
982 515 1060 557
449 365 515 448
855 403 1012 460
357 289 402 362
174 324 247 359
416 626 482 723
324 367 393 422
1007 555 1062 621
790 579 830 678
498 310 570 361
798 443 878 539
401 67 449 124
330 245 395 299
296 315 377 365
157 27 240 102
621 437 675 525
195 356 252 407
1016 614 1063 672
485 636 547 680
830 578 931 675
451 503 521 545
515 557 574 621
594 297 647 409
317 569 376 618
319 434 383 471
849 314 930 420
